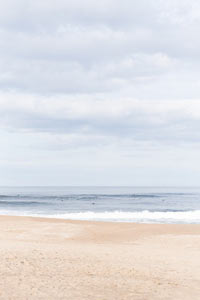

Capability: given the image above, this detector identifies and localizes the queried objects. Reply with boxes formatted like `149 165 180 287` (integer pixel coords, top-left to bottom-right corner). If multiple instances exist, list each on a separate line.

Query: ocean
0 186 200 223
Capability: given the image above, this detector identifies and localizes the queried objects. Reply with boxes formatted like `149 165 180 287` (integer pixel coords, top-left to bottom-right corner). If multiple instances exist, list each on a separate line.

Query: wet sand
0 216 200 299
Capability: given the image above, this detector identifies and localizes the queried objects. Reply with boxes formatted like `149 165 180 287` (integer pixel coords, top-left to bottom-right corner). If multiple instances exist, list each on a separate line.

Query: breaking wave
1 210 200 223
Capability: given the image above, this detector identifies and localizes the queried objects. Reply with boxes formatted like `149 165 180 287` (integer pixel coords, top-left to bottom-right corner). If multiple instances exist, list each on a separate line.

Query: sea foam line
0 210 200 223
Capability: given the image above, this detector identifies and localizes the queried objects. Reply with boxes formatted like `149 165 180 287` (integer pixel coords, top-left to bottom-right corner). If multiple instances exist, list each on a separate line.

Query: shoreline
0 215 200 299
1 213 200 225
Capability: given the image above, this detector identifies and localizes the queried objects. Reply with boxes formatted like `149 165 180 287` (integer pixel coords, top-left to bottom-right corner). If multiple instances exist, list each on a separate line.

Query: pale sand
0 217 200 299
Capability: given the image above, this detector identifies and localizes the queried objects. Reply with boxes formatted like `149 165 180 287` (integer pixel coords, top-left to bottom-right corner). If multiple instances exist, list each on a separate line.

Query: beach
0 216 199 299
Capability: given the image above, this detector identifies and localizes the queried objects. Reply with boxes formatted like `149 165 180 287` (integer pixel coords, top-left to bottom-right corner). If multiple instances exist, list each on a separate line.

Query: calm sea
0 186 200 223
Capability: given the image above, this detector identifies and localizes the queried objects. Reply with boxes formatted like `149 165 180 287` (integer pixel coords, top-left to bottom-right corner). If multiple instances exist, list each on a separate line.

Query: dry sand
0 216 200 299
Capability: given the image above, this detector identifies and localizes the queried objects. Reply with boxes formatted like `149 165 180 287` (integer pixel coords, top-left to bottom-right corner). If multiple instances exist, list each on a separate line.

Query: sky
0 0 200 186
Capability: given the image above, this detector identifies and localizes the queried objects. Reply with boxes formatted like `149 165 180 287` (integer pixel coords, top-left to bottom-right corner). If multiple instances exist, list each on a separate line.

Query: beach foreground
0 216 200 299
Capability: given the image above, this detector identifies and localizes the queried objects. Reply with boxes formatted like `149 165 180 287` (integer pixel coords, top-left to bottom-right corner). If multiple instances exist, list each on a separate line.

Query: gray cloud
0 94 200 144
0 0 200 96
0 0 199 185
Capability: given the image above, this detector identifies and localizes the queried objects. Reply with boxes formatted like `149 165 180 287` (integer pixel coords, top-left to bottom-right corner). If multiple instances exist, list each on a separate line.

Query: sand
0 216 200 299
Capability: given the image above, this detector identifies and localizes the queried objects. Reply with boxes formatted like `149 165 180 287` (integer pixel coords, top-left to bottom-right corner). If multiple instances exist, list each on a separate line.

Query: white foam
1 210 200 223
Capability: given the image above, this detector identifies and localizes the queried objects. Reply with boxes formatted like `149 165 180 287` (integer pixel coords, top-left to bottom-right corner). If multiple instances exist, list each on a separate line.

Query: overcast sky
0 0 200 186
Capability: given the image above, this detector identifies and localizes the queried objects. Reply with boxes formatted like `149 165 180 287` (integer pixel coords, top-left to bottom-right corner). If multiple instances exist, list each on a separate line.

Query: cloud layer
0 0 199 185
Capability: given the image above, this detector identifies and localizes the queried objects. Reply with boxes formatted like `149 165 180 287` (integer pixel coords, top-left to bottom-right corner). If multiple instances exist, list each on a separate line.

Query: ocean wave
45 210 200 223
0 210 200 223
0 192 191 201
0 201 49 206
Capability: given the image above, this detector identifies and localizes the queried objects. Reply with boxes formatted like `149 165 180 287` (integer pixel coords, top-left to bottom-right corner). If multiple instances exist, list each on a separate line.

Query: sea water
0 186 200 223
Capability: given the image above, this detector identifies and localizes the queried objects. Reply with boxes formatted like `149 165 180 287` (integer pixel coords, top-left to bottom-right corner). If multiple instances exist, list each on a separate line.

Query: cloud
0 92 200 145
0 0 200 96
0 0 200 184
